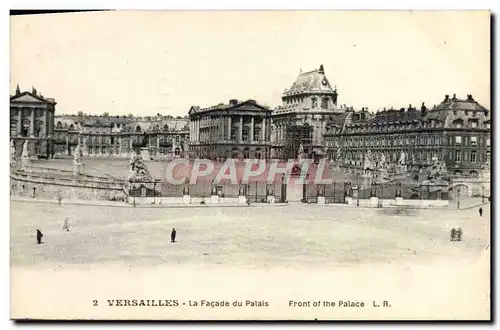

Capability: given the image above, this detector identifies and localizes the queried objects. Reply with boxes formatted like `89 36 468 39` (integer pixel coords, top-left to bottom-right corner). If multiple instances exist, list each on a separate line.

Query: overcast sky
10 10 490 116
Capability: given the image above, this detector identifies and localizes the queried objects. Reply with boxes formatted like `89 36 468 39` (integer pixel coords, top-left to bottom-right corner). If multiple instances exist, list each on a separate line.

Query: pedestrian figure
456 228 463 241
62 218 70 232
450 228 456 241
479 207 483 217
171 228 176 243
36 229 43 244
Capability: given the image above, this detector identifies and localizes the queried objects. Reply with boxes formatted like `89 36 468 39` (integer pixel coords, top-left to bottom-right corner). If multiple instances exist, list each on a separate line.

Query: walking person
36 229 43 245
479 207 483 217
171 228 177 243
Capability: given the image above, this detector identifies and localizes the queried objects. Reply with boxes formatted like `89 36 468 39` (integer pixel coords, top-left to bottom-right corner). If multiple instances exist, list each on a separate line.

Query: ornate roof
283 65 336 97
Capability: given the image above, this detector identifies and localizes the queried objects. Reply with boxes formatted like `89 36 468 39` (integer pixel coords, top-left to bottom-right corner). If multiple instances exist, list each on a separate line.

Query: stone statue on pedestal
379 153 386 169
297 143 305 161
10 140 17 167
73 143 83 175
399 151 406 166
21 140 30 170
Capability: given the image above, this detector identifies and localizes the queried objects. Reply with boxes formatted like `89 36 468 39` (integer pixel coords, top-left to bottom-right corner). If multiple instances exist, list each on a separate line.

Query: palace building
53 114 189 159
271 65 341 161
323 94 491 175
188 99 272 160
10 86 56 158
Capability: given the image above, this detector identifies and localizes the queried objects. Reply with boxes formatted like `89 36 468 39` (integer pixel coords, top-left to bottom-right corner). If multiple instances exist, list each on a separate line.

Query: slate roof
283 65 335 96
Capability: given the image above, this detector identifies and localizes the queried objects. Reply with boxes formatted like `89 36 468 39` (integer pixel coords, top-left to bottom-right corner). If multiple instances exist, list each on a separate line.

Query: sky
10 10 490 117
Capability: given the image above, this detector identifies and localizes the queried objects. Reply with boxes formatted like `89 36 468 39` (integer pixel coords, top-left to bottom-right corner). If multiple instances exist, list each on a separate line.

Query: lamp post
457 188 460 210
482 185 485 203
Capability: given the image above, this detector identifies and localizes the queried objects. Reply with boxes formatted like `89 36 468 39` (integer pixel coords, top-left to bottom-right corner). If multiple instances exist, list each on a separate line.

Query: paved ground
10 201 490 270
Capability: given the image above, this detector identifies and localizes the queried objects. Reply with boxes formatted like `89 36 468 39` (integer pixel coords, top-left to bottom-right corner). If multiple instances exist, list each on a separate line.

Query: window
471 121 477 128
456 122 462 128
455 150 461 162
465 111 469 116
470 151 477 162
311 98 317 109
472 111 477 117
471 136 477 145
455 136 462 145
321 98 329 109
486 138 490 146
486 122 490 129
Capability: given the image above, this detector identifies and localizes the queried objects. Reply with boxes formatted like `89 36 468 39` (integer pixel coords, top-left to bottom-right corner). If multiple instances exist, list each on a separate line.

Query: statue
20 140 30 170
379 153 386 169
297 142 305 161
363 150 374 171
73 144 82 165
399 151 406 166
10 140 17 166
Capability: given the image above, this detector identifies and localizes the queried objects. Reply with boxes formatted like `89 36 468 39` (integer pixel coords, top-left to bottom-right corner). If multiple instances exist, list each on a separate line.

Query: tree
128 113 134 118
103 112 109 117
77 111 84 116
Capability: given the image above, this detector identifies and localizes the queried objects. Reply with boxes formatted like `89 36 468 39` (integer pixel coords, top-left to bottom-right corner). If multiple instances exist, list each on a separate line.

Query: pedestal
317 196 326 204
238 195 247 204
183 195 191 204
211 195 219 204
267 195 275 204
395 197 404 205
370 197 379 206
73 163 83 176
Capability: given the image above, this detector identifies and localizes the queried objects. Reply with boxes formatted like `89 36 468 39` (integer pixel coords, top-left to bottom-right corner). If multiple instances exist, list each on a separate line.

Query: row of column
191 115 269 143
15 108 53 138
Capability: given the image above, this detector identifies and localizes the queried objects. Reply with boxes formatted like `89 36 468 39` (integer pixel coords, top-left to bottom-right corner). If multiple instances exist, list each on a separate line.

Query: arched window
69 124 74 130
163 124 169 132
231 148 239 159
136 125 142 132
56 122 62 129
311 97 317 109
243 148 250 159
321 97 329 109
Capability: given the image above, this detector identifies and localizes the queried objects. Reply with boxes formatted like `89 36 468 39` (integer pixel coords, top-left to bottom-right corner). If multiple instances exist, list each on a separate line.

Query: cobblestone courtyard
10 201 490 269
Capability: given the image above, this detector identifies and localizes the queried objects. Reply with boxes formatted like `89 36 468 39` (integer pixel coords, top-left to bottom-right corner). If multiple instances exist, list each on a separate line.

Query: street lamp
457 188 460 210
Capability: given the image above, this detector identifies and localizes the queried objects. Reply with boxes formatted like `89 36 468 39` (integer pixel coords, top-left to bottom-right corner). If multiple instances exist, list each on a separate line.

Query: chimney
15 84 20 96
467 94 474 101
444 94 449 102
229 99 239 106
319 64 324 73
452 93 457 100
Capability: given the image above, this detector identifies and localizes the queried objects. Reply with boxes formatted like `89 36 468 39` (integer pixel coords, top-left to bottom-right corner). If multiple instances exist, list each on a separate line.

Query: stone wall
10 169 128 202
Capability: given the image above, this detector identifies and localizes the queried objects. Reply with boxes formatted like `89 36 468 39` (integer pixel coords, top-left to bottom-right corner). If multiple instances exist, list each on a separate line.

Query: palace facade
323 94 491 175
53 114 190 159
10 86 56 158
188 99 272 159
271 65 342 161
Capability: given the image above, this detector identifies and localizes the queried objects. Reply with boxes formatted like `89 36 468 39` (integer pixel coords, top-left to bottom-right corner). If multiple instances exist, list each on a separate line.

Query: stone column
17 109 22 135
129 136 133 151
83 136 87 155
250 116 254 142
262 117 266 141
65 136 69 155
239 116 243 141
156 136 160 155
227 116 232 140
41 111 46 137
30 108 35 137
